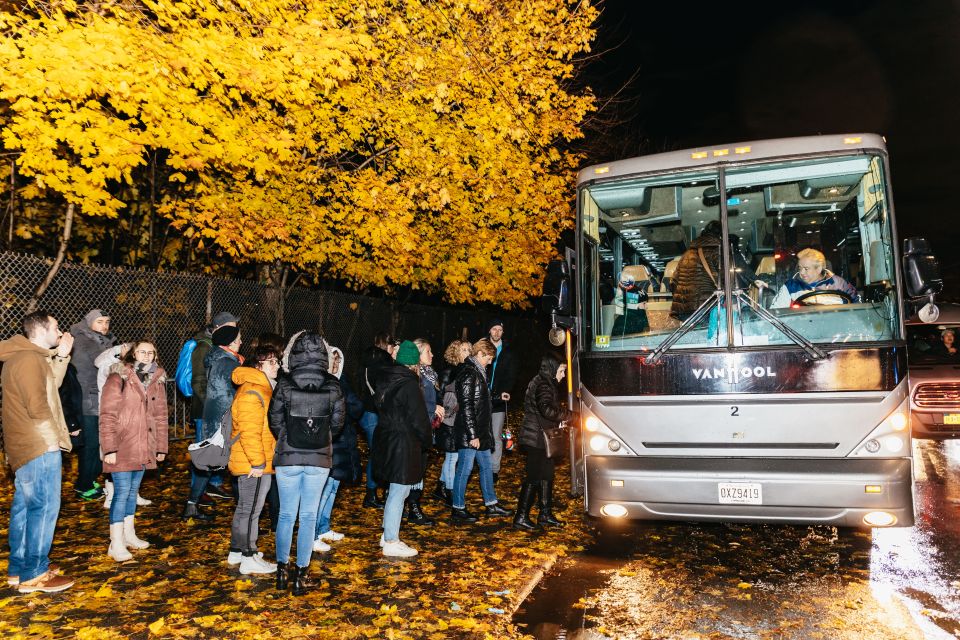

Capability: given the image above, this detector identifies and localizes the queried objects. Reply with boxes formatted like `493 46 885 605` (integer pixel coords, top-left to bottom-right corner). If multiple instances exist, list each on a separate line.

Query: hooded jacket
69 309 116 415
99 362 169 473
268 332 345 468
519 361 572 450
360 345 394 413
327 346 364 483
0 335 72 471
228 366 276 476
371 364 432 485
201 346 241 437
189 328 214 419
453 356 494 451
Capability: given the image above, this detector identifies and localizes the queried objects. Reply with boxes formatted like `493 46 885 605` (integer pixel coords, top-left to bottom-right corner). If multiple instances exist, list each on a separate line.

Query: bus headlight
585 416 603 432
590 435 609 452
851 396 910 458
581 407 634 455
884 436 904 453
889 411 908 431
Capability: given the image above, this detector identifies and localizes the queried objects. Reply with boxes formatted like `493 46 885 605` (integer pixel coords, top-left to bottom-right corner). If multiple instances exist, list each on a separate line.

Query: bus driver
770 248 859 308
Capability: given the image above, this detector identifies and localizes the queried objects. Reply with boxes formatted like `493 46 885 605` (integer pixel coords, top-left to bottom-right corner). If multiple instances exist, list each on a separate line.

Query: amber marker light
691 151 708 159
865 485 883 494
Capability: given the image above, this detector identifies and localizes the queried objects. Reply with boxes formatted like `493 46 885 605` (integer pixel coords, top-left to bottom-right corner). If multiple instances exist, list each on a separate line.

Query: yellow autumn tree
0 0 596 307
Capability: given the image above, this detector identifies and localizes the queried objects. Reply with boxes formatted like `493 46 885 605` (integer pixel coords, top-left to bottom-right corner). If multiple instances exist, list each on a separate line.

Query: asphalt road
515 440 960 639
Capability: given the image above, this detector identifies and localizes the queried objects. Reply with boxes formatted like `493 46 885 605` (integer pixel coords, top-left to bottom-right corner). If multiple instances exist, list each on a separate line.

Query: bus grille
914 383 960 408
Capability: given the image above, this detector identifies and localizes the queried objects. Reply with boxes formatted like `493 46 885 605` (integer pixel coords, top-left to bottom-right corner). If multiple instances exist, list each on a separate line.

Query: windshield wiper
734 290 827 360
645 291 723 364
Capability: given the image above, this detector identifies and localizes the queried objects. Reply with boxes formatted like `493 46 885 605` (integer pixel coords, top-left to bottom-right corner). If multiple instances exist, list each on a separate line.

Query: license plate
718 482 762 505
945 414 960 425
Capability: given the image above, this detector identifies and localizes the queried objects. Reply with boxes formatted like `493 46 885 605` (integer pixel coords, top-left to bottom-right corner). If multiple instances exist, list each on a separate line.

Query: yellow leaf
148 618 165 634
95 584 114 598
737 582 752 589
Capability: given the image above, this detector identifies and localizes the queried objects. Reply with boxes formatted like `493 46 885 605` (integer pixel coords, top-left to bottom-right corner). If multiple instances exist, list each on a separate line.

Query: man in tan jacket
0 310 75 593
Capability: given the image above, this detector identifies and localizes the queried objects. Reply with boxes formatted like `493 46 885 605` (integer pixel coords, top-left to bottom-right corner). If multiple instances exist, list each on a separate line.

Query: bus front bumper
585 455 914 528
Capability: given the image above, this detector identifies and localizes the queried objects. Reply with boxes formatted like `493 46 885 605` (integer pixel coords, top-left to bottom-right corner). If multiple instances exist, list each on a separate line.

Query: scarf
134 361 158 385
469 356 488 382
420 364 439 390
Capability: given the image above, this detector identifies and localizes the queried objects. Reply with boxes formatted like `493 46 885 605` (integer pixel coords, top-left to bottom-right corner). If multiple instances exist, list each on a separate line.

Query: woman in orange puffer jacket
227 346 281 576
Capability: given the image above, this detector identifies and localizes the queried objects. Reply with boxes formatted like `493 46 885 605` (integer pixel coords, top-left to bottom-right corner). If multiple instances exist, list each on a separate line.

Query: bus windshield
582 153 900 353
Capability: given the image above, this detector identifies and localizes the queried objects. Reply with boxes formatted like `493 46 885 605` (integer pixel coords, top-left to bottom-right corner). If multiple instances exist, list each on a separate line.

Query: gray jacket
69 310 117 416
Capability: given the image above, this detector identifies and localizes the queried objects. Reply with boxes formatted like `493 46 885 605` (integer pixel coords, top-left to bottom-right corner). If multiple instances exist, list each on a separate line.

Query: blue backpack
174 339 197 397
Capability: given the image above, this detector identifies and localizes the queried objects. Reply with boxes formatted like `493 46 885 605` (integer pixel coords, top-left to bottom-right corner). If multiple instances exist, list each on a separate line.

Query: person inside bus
770 248 859 308
612 265 650 335
670 221 766 320
935 329 958 357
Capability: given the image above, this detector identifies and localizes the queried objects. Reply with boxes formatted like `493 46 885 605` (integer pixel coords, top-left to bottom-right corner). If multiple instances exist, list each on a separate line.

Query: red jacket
99 363 168 473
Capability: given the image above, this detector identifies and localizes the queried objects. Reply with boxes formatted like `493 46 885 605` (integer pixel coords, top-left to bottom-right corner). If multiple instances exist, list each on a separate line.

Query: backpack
188 390 265 470
174 339 198 397
286 388 333 450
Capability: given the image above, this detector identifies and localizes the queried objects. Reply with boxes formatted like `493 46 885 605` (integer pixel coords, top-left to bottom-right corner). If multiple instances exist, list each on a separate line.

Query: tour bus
543 134 942 528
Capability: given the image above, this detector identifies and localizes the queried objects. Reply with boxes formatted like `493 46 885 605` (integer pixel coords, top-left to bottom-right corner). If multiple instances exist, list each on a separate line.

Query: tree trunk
26 202 74 313
258 261 286 335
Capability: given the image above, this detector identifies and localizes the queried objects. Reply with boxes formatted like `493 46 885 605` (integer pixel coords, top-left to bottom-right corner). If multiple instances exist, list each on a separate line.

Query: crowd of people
0 310 574 595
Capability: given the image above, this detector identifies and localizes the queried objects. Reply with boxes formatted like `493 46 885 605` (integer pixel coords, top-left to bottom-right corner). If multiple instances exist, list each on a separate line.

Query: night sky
590 0 960 297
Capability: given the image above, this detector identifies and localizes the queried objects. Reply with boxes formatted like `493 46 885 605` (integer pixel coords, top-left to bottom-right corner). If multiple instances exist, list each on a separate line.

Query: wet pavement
515 440 960 639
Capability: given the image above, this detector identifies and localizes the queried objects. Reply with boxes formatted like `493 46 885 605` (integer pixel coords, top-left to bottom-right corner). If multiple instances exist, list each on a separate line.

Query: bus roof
577 133 887 185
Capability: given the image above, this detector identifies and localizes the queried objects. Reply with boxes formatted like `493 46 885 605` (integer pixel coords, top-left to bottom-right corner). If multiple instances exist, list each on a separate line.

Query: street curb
511 552 561 616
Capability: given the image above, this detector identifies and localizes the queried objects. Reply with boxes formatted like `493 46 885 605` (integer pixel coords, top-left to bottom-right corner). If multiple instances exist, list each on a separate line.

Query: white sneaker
379 534 385 547
239 554 276 575
382 539 418 558
312 538 331 552
227 551 242 565
318 530 344 542
136 494 153 507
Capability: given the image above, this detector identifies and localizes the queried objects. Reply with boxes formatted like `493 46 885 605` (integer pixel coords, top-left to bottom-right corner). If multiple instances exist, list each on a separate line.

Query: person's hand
69 430 80 437
248 467 264 478
434 406 445 420
156 453 166 462
753 279 768 290
120 342 134 357
56 332 74 358
500 392 510 401
469 438 480 449
104 452 117 465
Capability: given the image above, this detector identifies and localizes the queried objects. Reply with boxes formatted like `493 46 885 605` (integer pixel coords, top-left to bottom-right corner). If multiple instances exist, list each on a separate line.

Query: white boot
135 494 152 506
123 515 149 550
108 523 133 562
102 480 114 510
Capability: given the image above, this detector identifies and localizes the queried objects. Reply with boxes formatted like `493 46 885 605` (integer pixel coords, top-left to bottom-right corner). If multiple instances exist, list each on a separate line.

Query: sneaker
312 538 331 553
205 485 232 500
318 530 344 542
239 554 277 575
8 564 60 588
135 494 153 507
76 487 104 501
227 551 242 566
198 492 215 506
381 540 418 558
17 571 74 594
379 534 385 547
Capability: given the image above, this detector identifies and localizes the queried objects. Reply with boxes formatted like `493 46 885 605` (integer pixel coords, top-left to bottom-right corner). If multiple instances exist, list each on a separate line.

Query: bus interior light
863 511 897 527
600 503 628 518
611 479 624 487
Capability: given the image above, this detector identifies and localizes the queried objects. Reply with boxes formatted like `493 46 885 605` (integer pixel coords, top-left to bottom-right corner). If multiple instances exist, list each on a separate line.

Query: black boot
492 472 500 485
363 488 384 509
443 487 453 506
276 561 291 591
182 501 213 522
451 507 478 523
485 502 512 518
405 490 435 526
292 564 312 596
430 480 446 502
538 480 564 527
512 483 539 531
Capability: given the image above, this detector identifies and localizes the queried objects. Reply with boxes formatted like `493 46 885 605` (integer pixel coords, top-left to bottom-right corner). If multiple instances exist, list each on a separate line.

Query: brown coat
228 367 276 476
99 363 169 473
0 335 72 472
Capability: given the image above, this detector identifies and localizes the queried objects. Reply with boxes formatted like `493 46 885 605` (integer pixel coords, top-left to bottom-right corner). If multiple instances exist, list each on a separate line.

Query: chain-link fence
0 252 549 446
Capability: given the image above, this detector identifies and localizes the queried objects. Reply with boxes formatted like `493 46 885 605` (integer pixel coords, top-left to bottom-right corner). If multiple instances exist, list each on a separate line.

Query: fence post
205 280 213 324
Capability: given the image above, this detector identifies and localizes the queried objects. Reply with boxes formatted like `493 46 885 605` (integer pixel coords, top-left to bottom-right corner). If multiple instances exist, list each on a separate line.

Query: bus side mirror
541 259 572 319
902 237 943 299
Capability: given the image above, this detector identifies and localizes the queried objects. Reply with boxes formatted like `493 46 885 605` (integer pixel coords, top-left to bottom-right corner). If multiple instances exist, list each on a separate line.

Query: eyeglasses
261 358 280 366
135 350 156 356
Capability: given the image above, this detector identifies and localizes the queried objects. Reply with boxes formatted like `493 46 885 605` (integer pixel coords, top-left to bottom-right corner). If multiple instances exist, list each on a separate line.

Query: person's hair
796 248 826 269
21 310 53 338
540 353 562 376
443 340 467 365
413 338 430 353
374 332 397 350
942 329 956 339
472 338 496 358
249 332 286 354
252 345 281 369
122 341 161 369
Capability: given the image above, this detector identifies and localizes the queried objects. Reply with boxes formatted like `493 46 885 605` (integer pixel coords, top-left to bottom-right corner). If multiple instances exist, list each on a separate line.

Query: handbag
541 423 567 459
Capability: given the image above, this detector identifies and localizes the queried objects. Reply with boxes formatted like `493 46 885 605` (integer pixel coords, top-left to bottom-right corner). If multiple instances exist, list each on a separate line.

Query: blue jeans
440 452 459 489
315 477 341 537
110 468 145 524
8 451 62 582
275 465 329 568
359 412 378 489
382 483 413 542
452 447 497 509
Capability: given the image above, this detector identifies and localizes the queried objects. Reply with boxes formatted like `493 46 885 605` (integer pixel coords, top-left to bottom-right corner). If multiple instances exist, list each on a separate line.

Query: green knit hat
395 340 420 366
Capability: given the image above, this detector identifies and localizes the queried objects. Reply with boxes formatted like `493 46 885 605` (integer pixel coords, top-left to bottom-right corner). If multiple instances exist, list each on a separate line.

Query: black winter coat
269 333 345 468
453 357 494 451
359 346 394 413
59 363 84 448
371 364 432 485
487 342 517 413
330 377 363 483
435 363 464 453
519 371 572 450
